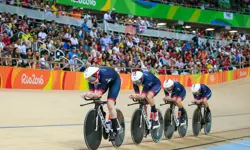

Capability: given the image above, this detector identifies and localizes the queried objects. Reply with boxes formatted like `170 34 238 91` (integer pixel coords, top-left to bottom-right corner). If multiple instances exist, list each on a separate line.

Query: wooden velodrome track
0 78 250 150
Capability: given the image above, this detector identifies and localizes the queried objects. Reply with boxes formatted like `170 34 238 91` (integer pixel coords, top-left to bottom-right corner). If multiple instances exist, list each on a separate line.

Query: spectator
68 47 79 59
81 19 89 33
90 27 97 39
70 33 79 47
38 27 47 40
40 52 50 70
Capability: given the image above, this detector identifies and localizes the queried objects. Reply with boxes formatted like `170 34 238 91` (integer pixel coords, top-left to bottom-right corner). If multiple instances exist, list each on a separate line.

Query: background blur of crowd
0 0 250 75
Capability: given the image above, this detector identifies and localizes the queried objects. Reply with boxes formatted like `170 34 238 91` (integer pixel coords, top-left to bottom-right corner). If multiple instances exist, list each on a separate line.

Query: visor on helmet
165 85 173 91
87 76 97 82
193 89 200 95
133 78 142 85
87 71 99 83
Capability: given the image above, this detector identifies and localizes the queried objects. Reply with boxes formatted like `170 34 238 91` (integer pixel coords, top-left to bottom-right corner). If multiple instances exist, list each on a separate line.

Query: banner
57 0 250 28
56 0 111 11
113 0 250 28
236 68 248 79
0 67 249 90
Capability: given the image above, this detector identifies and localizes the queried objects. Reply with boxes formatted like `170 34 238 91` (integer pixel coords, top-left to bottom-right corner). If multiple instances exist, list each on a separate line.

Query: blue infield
204 140 250 150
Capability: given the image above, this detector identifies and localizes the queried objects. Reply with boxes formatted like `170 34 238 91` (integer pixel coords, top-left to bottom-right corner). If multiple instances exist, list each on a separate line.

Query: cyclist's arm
93 82 107 99
172 88 181 101
89 83 95 93
164 90 169 97
133 83 140 94
201 92 209 101
193 94 199 101
138 84 150 99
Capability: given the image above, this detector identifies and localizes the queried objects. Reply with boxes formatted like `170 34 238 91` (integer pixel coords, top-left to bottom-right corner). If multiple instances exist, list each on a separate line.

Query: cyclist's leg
97 88 108 117
202 92 212 112
173 89 186 109
174 89 186 123
147 84 161 129
107 76 121 140
147 84 161 114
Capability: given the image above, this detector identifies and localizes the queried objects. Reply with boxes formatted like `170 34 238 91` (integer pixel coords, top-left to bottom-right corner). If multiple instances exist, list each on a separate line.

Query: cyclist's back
98 67 119 85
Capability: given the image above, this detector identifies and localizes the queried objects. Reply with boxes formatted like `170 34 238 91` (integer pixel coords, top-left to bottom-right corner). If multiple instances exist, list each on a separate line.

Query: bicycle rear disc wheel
164 108 175 139
151 109 163 143
84 109 102 150
131 108 145 145
204 111 212 135
178 108 188 138
112 109 126 148
192 108 201 137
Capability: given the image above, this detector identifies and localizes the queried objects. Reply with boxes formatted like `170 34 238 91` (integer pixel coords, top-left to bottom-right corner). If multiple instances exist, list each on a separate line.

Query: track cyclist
191 83 212 122
129 71 161 129
163 79 187 124
81 66 121 141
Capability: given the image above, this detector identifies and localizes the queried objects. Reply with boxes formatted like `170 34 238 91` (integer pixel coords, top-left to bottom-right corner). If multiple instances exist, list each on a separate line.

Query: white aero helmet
131 71 143 84
84 67 100 82
191 83 201 95
163 79 174 91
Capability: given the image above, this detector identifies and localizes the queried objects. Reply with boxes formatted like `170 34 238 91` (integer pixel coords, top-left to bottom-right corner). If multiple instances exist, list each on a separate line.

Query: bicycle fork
140 106 152 130
170 106 179 127
96 106 110 133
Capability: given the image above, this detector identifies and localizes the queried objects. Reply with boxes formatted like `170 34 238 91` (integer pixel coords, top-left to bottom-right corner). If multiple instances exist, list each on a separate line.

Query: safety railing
0 56 249 75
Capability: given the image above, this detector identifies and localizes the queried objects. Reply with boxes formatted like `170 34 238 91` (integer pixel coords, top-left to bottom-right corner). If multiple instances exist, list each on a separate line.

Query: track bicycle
188 101 212 136
160 100 188 139
128 98 163 145
80 97 125 150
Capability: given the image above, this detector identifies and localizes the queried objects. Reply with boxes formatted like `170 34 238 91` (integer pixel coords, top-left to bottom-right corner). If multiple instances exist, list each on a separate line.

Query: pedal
180 121 186 126
144 129 150 138
201 118 205 125
118 127 124 134
174 126 178 131
206 113 211 123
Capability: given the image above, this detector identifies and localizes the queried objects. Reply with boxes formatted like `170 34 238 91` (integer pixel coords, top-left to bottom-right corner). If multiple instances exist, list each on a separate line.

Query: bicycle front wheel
131 108 145 145
84 109 102 150
192 108 201 137
164 108 175 139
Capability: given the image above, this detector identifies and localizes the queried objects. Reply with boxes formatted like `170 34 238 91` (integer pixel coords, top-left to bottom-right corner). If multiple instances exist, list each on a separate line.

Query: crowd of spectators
0 1 250 75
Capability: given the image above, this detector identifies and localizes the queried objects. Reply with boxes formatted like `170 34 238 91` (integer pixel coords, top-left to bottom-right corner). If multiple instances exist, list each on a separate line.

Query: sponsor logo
71 0 96 6
21 74 44 85
209 75 215 83
239 71 247 77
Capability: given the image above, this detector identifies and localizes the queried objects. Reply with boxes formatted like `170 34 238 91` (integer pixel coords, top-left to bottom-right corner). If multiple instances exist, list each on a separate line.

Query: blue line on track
0 112 250 129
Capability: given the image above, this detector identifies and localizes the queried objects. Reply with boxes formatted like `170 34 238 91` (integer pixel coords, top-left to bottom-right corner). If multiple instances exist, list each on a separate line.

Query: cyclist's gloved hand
80 93 87 98
196 100 202 104
129 94 134 99
80 92 93 99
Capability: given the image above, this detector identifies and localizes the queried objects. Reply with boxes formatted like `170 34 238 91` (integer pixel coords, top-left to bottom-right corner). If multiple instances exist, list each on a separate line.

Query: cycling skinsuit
193 84 212 100
89 67 121 102
164 81 186 101
133 72 161 96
